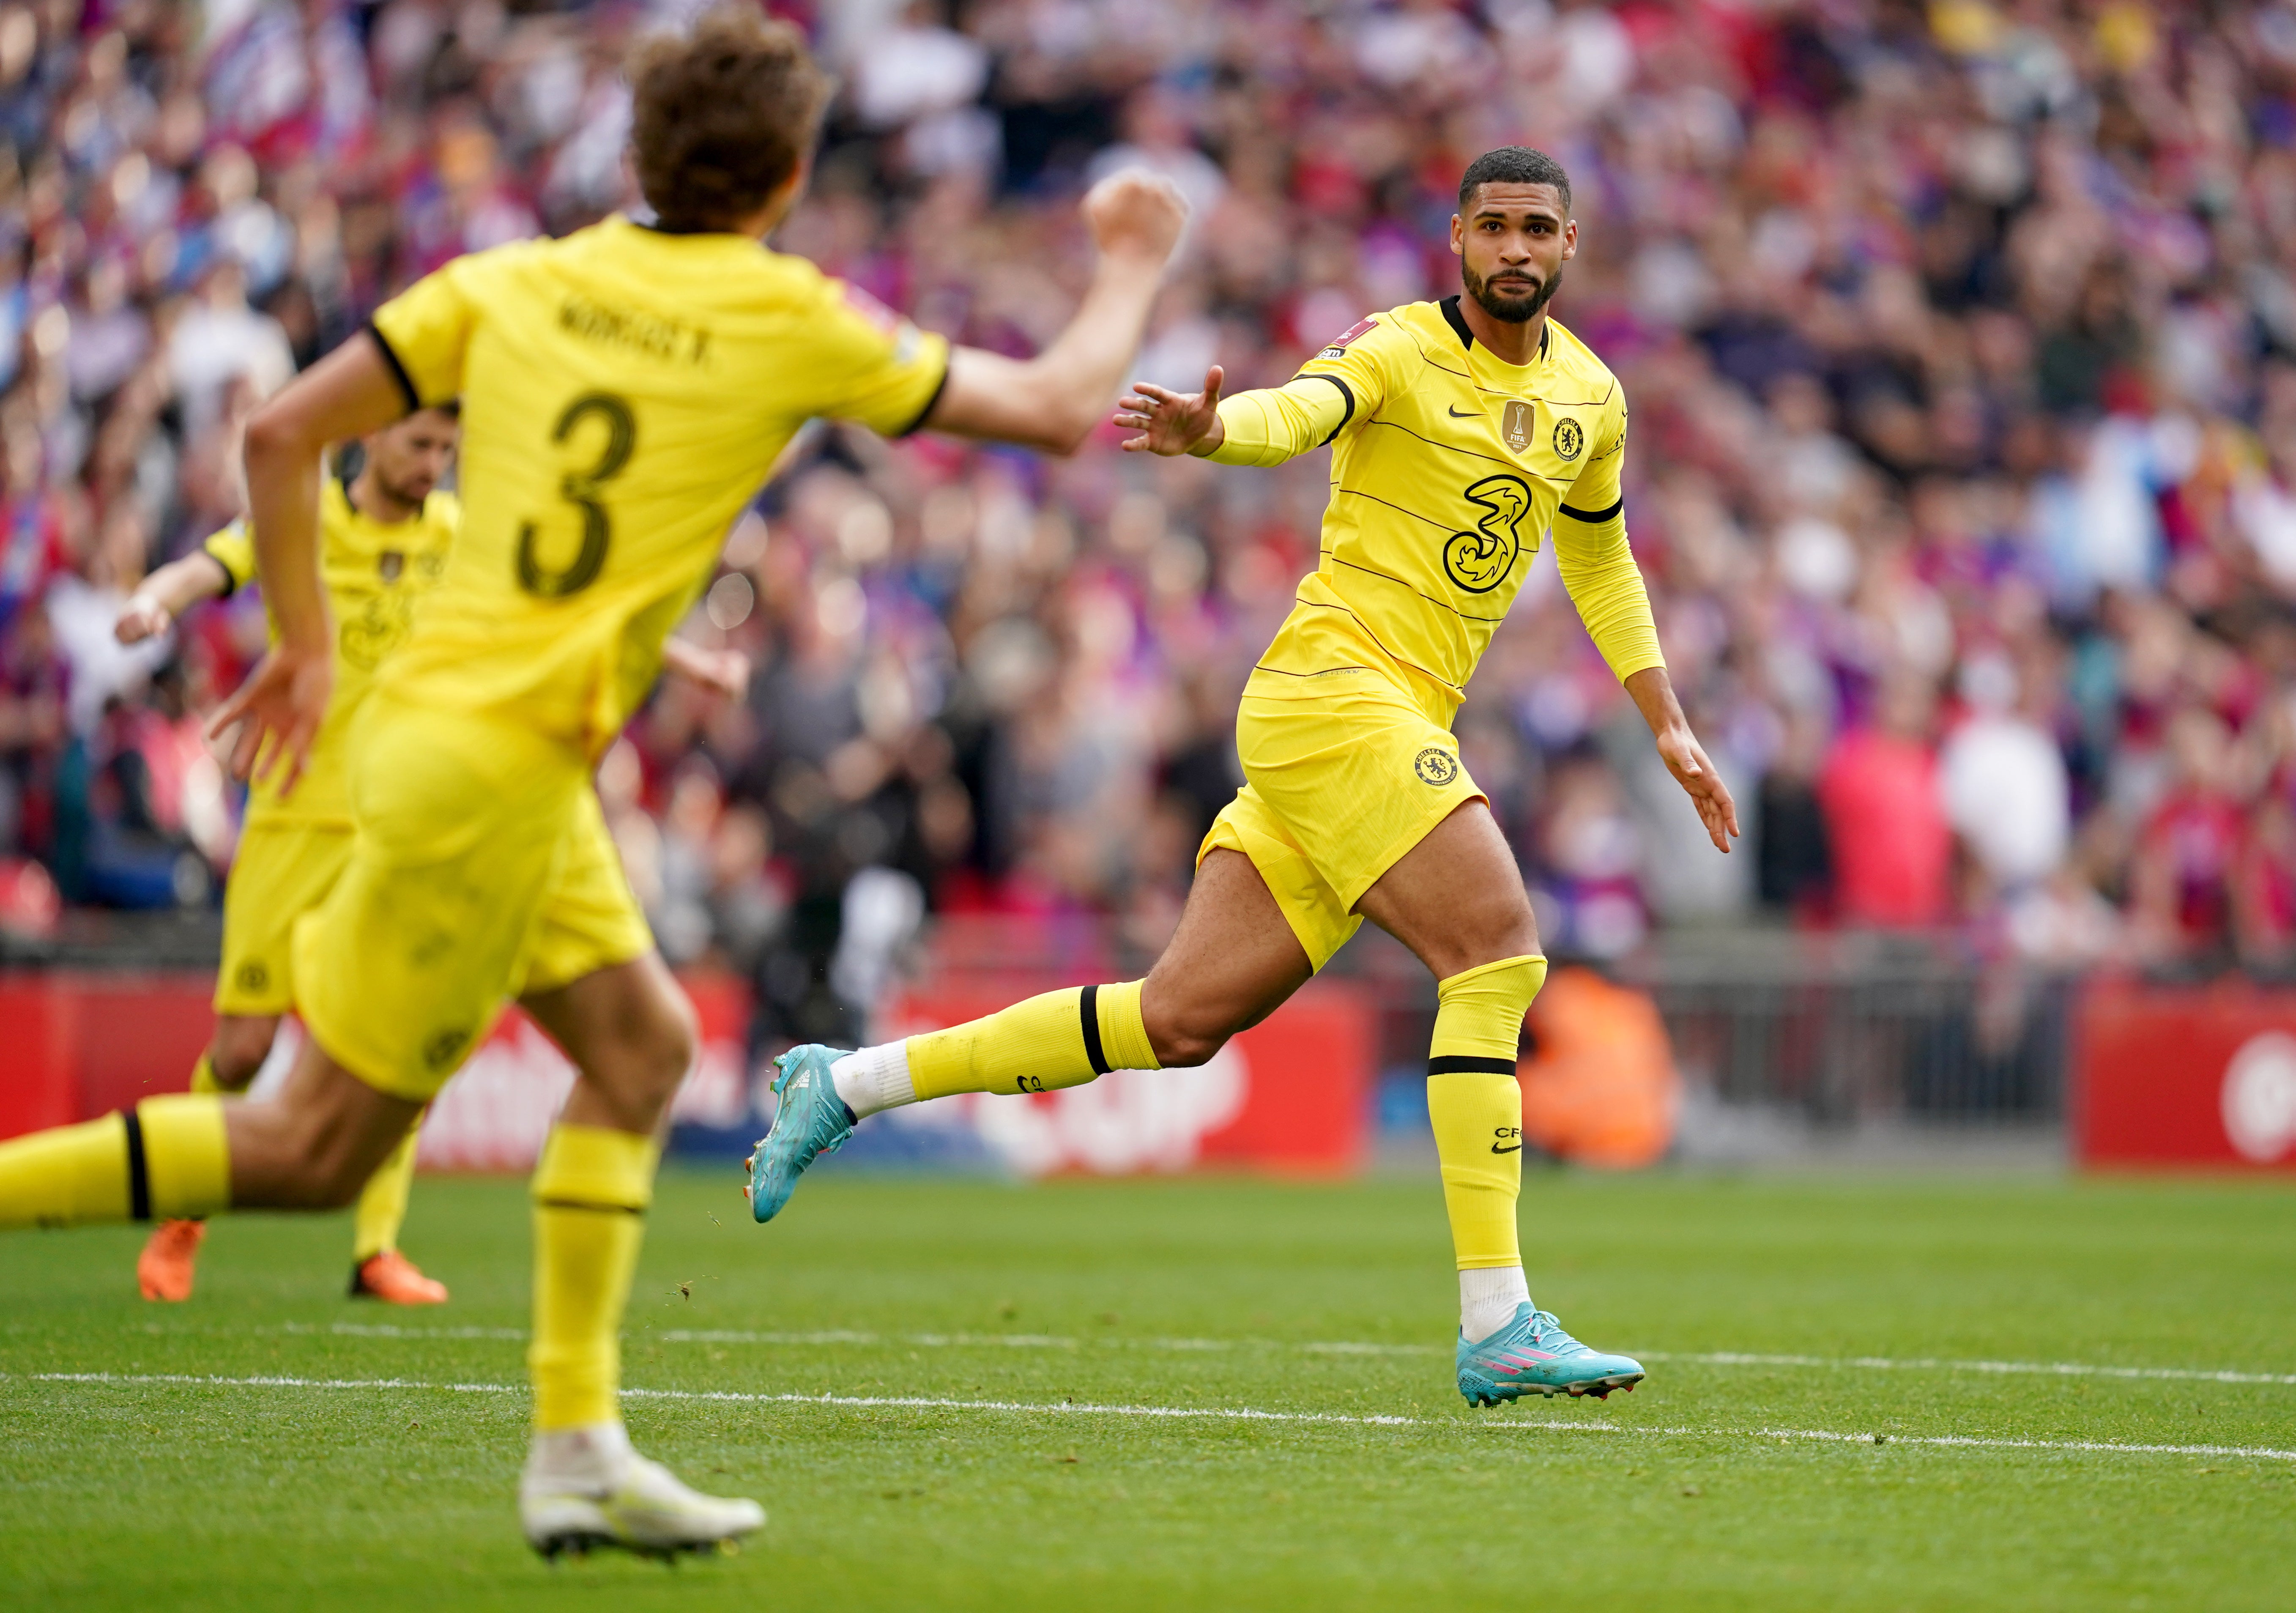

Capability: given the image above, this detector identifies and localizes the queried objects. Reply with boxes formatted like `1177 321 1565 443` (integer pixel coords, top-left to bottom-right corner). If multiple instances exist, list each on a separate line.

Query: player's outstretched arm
211 332 408 793
115 552 232 644
1115 366 1226 457
921 170 1186 455
1624 665 1740 855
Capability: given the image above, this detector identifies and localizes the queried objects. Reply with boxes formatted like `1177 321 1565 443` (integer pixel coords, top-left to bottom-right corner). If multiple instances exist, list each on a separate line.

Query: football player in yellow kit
0 7 1185 1559
114 408 747 1309
115 406 462 1306
749 148 1740 1409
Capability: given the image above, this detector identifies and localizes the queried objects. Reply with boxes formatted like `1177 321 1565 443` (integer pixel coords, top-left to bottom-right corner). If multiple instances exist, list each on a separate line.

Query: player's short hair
1458 147 1572 214
629 7 832 233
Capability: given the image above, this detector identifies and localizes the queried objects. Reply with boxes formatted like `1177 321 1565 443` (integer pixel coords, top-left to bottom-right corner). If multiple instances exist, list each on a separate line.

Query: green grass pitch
4 1167 2293 1611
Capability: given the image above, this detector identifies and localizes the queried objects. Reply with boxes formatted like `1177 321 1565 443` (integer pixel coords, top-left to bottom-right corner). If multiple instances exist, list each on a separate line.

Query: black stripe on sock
1079 984 1110 1076
1427 1055 1519 1076
122 1109 151 1222
534 1197 647 1216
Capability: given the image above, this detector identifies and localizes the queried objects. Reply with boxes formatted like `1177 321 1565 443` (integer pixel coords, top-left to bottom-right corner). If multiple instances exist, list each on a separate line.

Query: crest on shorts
1414 747 1460 786
422 1027 473 1072
235 960 269 995
379 549 405 582
1553 416 1584 460
1502 400 1534 454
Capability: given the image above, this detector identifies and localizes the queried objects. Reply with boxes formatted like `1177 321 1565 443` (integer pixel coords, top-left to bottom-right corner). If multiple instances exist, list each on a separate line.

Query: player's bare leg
513 953 766 1559
135 1015 278 1300
1137 846 1315 1065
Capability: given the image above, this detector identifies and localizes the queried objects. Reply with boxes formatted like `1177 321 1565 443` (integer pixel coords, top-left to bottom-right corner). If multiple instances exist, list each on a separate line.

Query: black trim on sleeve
894 357 953 438
362 321 421 416
122 1109 151 1223
198 547 240 600
1427 1054 1519 1077
1556 496 1624 524
1299 373 1356 446
1079 984 1111 1077
1439 294 1475 352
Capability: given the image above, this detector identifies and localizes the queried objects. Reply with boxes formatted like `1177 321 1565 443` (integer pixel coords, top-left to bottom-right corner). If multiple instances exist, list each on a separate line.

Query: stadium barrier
2075 978 2296 1169
8 939 2294 1172
1612 936 2074 1131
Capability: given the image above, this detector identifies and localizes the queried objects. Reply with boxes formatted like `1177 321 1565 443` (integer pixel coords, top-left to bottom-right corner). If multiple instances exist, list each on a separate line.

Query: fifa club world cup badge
1554 416 1584 460
1502 400 1533 454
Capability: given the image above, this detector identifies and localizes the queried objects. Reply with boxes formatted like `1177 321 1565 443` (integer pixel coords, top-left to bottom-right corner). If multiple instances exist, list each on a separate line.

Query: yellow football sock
0 1095 232 1230
1427 955 1546 1271
529 1123 658 1431
352 1117 423 1262
907 980 1157 1101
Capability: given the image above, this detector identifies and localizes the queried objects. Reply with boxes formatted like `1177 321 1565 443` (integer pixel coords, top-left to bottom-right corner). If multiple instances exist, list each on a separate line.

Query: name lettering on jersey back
558 294 713 367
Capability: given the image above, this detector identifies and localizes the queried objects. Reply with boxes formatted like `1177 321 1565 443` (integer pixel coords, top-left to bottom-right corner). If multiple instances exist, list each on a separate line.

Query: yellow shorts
1198 676 1485 972
293 696 654 1103
215 818 355 1016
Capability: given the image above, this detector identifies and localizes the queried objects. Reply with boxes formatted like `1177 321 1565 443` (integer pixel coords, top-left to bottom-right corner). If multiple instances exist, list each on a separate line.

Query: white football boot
520 1422 766 1560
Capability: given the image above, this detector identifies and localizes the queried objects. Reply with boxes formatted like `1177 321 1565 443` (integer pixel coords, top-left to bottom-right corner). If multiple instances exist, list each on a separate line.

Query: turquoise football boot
1456 1303 1645 1406
744 1044 856 1224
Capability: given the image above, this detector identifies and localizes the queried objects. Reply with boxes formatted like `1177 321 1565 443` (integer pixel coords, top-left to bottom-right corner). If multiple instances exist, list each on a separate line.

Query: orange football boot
349 1249 449 1305
137 1219 207 1302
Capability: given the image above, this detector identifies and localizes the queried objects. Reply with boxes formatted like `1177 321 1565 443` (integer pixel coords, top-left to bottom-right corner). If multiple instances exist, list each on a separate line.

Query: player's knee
649 996 699 1091
1429 899 1541 981
271 1139 373 1210
208 1021 278 1090
1143 1004 1233 1069
620 986 698 1102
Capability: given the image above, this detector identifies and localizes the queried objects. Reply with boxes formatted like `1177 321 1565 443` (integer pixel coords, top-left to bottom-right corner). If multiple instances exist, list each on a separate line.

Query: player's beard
1462 258 1562 325
372 466 435 513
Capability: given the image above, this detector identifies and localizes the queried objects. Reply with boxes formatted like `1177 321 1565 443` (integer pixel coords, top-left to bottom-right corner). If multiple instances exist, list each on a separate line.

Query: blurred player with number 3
0 5 1187 1560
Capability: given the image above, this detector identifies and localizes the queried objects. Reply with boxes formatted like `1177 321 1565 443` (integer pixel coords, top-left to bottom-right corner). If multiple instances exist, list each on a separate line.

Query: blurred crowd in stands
9 0 2296 1039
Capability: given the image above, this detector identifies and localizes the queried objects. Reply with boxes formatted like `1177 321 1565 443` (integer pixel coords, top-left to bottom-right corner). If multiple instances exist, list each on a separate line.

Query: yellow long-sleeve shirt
1209 297 1661 724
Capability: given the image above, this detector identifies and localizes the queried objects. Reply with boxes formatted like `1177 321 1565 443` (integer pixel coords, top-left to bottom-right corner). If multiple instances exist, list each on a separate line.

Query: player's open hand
114 595 172 645
1082 169 1188 267
1656 725 1740 854
668 643 752 699
207 641 333 798
1117 365 1225 457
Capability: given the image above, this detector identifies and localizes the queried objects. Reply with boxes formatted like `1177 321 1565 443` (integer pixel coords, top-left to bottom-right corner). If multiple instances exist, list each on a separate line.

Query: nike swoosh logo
1447 405 1478 418
1491 1142 1523 1154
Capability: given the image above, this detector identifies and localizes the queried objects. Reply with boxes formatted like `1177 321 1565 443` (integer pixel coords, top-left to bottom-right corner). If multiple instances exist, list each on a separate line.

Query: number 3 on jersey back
517 392 635 599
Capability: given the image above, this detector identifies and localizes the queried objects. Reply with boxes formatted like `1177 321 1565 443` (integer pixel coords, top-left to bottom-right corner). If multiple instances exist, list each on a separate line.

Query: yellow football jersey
366 216 950 757
1211 296 1661 724
204 477 458 824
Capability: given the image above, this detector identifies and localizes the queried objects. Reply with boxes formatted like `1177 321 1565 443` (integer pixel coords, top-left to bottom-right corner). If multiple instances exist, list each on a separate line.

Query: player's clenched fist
1081 169 1188 266
114 595 172 644
1117 365 1227 457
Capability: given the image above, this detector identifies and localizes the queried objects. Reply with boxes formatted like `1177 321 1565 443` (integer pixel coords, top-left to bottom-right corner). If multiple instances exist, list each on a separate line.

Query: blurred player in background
752 147 1737 1409
0 5 1185 1561
115 406 462 1307
114 411 747 1310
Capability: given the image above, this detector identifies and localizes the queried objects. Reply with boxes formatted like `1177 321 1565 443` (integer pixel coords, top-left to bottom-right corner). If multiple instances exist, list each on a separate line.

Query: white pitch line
282 1321 2296 1387
1634 1351 2296 1388
12 1371 2295 1464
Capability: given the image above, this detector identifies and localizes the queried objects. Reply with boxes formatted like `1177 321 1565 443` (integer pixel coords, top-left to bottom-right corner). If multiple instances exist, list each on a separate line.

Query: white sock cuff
526 1419 630 1486
831 1041 916 1120
1459 1265 1531 1344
